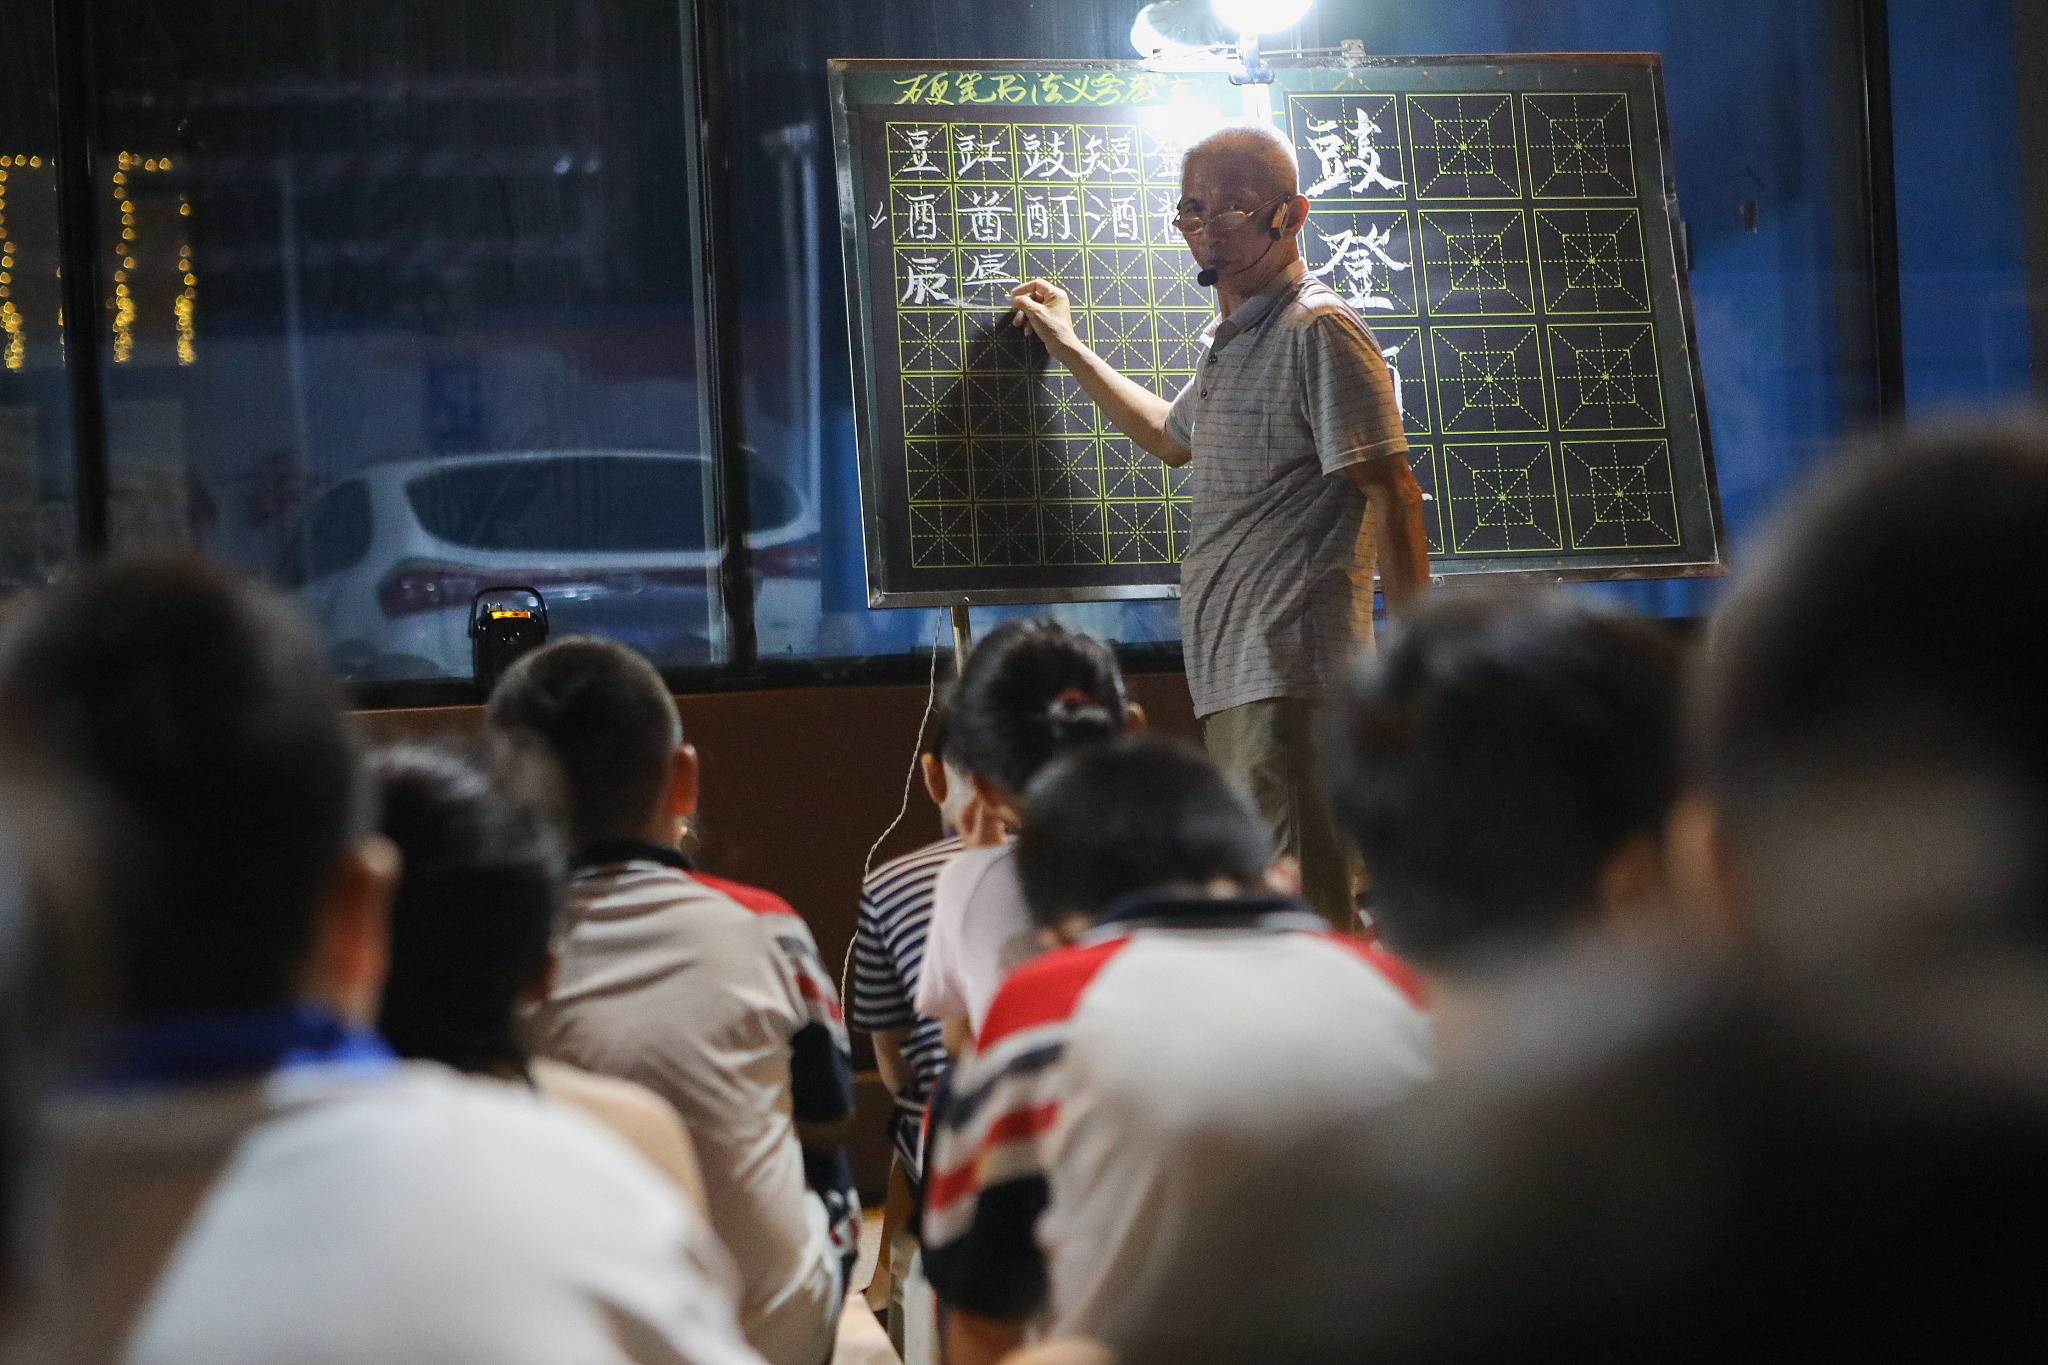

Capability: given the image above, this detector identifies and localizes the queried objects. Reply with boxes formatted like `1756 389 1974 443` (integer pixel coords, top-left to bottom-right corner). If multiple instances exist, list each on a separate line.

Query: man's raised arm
1010 280 1191 467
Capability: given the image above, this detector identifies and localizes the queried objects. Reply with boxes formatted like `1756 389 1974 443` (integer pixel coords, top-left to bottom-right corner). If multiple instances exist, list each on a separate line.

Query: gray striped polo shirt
1164 258 1409 718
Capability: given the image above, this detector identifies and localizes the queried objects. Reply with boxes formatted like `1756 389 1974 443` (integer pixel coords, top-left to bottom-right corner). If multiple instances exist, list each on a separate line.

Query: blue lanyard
87 1004 395 1088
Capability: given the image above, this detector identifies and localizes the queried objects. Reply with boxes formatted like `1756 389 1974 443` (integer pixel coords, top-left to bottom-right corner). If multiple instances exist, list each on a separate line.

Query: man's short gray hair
1182 121 1300 199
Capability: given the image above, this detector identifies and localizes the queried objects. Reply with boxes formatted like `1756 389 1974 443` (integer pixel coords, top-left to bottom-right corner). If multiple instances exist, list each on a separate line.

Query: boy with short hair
486 637 854 1365
0 553 759 1365
921 734 1432 1365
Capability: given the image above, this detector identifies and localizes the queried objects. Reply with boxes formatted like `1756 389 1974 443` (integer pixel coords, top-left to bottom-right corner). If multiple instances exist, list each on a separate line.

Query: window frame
37 0 1908 709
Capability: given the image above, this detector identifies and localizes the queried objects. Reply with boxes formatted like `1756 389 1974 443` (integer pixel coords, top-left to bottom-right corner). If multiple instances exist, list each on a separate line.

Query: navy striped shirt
850 835 961 1179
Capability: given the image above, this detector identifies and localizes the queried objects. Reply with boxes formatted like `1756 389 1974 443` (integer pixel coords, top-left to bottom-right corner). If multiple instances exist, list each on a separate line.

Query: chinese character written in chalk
901 256 953 305
954 131 1007 174
1024 192 1079 241
901 192 941 242
1086 192 1142 242
961 189 1016 243
961 253 1020 291
1303 108 1405 196
1381 339 1410 419
1080 133 1137 177
1020 131 1078 179
897 127 944 176
1308 223 1410 311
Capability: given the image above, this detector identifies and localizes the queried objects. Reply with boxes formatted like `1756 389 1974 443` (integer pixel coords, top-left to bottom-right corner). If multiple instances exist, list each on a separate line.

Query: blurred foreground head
1329 593 1684 972
1698 422 2048 954
0 551 371 1021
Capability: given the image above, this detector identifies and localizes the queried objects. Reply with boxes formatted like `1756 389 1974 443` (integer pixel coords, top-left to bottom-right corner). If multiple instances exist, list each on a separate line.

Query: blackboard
828 56 1723 608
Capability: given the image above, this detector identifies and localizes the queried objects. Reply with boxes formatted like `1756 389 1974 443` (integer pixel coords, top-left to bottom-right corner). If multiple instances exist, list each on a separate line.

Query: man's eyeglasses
1172 193 1290 236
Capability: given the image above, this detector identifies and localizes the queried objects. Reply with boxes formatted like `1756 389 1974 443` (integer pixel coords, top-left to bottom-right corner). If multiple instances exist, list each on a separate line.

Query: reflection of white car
278 449 818 680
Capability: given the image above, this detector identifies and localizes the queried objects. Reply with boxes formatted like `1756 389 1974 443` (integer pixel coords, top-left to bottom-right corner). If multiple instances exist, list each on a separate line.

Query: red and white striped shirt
922 893 1433 1338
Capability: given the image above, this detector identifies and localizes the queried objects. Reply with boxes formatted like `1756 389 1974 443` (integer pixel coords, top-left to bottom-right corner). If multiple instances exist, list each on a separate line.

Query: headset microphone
1197 267 1220 287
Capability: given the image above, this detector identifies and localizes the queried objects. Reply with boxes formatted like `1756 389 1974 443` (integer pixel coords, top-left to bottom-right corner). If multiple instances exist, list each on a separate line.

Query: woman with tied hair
913 620 1142 1054
370 741 707 1213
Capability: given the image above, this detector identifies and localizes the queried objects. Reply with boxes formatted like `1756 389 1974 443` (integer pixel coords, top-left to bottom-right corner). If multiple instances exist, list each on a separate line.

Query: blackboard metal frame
829 54 1728 610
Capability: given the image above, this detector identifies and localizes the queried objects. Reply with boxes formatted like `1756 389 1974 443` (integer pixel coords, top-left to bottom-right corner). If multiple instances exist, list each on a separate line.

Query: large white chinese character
1146 132 1189 182
1080 133 1137 177
1020 131 1077 178
1308 223 1410 311
1303 108 1405 196
901 255 952 305
961 189 1015 244
955 131 1007 174
961 252 1020 291
1084 192 1141 242
901 192 941 242
1023 192 1079 241
898 127 943 176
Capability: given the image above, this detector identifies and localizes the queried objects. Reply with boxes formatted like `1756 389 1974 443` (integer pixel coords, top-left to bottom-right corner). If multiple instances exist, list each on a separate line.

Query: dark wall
356 668 1201 1196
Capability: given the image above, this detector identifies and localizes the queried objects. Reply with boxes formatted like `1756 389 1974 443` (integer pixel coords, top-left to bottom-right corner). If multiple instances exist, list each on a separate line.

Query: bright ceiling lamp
1210 0 1313 36
1131 0 1229 58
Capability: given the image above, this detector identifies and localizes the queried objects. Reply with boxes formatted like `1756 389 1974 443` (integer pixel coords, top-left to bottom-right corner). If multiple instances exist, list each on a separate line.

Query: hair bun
1045 690 1119 749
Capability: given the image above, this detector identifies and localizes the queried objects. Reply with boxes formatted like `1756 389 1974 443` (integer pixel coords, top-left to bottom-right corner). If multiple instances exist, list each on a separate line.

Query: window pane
91 0 715 682
0 0 75 589
731 0 1901 651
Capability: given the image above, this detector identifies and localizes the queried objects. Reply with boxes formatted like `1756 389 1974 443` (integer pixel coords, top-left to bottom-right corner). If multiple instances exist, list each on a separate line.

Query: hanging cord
843 610 947 1008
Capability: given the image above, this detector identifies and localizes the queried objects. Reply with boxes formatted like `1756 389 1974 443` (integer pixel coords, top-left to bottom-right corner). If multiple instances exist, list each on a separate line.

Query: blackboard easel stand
951 605 973 667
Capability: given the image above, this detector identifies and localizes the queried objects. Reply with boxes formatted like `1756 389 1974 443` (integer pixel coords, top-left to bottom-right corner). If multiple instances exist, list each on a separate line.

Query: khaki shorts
1202 697 1352 929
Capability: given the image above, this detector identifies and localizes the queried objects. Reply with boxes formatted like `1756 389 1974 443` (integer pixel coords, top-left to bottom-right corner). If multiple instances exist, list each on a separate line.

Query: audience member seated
914 620 1137 1051
922 734 1433 1365
0 552 761 1365
485 637 854 1365
849 696 961 1312
1324 592 1689 1065
371 741 708 1213
1107 425 2048 1365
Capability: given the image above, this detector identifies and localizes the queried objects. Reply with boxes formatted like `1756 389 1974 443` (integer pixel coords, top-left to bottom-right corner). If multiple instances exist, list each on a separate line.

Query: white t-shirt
913 844 1044 1037
923 895 1435 1341
127 1060 762 1365
544 858 841 1365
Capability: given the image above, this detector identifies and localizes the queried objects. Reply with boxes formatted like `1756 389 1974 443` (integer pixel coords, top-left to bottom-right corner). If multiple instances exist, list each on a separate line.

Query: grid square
1418 210 1534 316
894 247 960 310
1015 125 1083 185
1093 309 1157 373
952 184 1020 248
1018 187 1086 246
974 503 1042 567
1042 502 1106 565
900 372 967 438
964 371 1029 436
970 440 1039 501
1546 323 1664 431
1374 326 1431 435
909 501 976 568
885 122 951 183
1441 442 1564 554
1074 125 1144 183
898 310 965 375
1534 208 1651 313
948 124 1016 182
1038 437 1103 500
1081 188 1148 246
1150 253 1209 309
904 439 972 504
1290 93 1409 201
1102 436 1166 500
1561 439 1680 549
1522 93 1636 199
1079 247 1151 310
1106 500 1174 564
1305 210 1417 316
1405 94 1523 200
1429 326 1549 434
891 185 952 246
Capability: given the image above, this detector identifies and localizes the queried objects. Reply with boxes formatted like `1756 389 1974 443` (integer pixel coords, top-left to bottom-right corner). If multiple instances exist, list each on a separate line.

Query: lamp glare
1210 0 1313 35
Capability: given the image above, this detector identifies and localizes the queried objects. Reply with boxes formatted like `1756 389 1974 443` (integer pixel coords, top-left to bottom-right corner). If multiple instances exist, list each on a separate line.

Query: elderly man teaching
1009 120 1430 928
